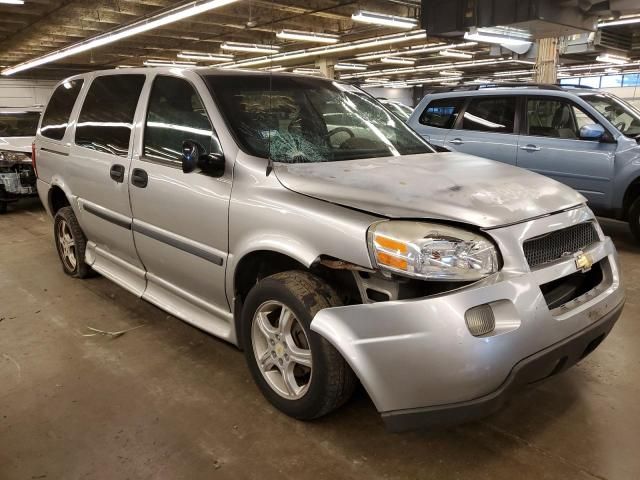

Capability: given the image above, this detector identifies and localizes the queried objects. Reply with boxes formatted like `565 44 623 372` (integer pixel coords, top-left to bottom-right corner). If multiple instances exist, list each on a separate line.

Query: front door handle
110 164 125 183
131 168 148 188
520 144 541 152
448 138 464 145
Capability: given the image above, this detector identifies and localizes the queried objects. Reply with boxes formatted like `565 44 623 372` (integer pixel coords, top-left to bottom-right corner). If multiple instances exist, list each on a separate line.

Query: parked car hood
274 152 585 229
0 136 33 154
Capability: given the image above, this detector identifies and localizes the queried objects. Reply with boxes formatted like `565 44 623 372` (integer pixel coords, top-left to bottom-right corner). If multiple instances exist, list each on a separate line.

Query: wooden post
535 37 558 84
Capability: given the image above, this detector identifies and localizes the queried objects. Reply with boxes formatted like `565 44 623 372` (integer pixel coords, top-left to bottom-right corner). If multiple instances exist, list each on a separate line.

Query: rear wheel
54 206 91 278
628 197 640 242
241 271 356 420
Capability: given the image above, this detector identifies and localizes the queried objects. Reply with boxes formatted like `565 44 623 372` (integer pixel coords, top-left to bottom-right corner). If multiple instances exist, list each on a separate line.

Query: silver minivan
408 85 640 240
35 68 625 431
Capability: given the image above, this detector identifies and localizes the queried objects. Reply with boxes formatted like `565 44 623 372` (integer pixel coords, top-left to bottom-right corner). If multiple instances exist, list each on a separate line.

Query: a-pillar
316 57 335 80
534 37 558 84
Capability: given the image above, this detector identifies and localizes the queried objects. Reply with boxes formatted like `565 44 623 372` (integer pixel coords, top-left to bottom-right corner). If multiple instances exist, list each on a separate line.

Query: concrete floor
0 198 638 480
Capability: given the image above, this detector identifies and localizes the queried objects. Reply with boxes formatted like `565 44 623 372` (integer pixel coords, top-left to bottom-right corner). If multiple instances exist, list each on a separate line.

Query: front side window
75 75 145 157
419 98 464 129
580 93 640 137
40 79 83 141
204 74 432 163
0 111 41 137
527 98 601 139
462 97 516 134
144 76 220 166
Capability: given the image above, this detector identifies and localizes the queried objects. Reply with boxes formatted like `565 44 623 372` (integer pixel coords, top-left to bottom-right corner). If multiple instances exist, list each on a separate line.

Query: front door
67 73 147 295
516 97 616 211
444 95 519 165
128 74 232 337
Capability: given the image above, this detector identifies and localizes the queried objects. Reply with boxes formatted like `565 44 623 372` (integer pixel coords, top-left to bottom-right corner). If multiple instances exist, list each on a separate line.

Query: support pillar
316 57 335 79
534 37 558 84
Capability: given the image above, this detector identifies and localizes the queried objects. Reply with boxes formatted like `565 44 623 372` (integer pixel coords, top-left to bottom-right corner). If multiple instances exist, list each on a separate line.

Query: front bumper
0 167 37 202
310 206 624 430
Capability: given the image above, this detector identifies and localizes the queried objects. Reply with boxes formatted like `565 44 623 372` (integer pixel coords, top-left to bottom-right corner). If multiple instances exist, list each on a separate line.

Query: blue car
408 84 640 239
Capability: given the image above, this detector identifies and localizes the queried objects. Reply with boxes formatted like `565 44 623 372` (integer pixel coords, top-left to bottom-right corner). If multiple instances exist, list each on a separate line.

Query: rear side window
143 76 220 167
40 79 83 140
461 97 516 134
75 75 145 157
419 98 464 128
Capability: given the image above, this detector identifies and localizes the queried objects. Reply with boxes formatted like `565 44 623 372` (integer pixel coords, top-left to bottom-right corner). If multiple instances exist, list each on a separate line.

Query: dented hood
274 152 585 229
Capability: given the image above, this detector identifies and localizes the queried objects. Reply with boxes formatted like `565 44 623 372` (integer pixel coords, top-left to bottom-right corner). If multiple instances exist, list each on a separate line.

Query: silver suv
35 69 625 431
408 84 640 240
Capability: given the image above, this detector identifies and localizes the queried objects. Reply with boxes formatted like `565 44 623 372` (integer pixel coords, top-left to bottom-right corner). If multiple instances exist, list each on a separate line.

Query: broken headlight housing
0 150 30 166
367 221 499 281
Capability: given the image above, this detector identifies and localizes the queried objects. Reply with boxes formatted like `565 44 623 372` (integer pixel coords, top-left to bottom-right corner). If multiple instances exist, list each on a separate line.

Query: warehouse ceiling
1 0 640 87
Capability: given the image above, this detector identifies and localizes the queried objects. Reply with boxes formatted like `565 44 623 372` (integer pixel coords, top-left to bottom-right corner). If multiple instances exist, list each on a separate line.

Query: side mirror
181 140 225 176
579 124 605 141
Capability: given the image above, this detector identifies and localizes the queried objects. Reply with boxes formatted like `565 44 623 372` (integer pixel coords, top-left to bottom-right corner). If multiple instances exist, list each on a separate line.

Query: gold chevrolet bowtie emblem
575 251 593 272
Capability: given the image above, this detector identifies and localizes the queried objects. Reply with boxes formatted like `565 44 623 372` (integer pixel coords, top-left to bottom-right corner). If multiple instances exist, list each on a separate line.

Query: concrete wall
0 79 57 108
601 86 640 109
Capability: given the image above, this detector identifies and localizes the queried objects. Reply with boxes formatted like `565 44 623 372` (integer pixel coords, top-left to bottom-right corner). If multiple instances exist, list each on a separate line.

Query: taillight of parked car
32 141 38 178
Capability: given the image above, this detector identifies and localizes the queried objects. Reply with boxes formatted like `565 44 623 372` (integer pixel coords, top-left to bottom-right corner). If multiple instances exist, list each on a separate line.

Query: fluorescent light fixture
293 68 322 75
0 0 24 4
260 65 287 72
351 10 418 29
178 51 234 61
334 63 367 71
276 29 339 44
439 50 472 59
221 42 280 53
217 29 426 69
381 57 415 65
464 27 532 52
604 67 621 74
439 70 463 76
598 15 640 28
596 53 629 65
493 70 532 77
144 59 197 67
365 77 389 83
1 0 239 76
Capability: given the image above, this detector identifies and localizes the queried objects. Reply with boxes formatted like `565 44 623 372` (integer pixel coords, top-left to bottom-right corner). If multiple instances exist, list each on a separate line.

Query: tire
241 270 357 420
629 197 640 242
53 206 91 278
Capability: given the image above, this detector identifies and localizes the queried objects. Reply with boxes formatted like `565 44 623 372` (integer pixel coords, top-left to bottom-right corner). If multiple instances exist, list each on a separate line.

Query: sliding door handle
448 138 464 145
131 168 148 188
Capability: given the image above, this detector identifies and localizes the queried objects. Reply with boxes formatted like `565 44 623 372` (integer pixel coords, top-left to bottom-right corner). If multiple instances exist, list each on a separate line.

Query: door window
419 98 464 128
144 76 220 167
75 75 146 157
526 98 601 139
461 97 516 134
40 79 84 140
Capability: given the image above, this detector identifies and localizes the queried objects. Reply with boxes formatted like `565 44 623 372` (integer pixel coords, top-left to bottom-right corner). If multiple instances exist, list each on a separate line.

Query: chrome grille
523 222 599 269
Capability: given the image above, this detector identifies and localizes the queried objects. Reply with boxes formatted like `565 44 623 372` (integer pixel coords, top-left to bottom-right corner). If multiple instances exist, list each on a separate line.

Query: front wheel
241 271 356 420
629 197 640 242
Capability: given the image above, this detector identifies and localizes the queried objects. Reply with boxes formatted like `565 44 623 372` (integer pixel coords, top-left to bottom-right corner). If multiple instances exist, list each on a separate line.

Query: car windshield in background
580 93 640 137
205 74 431 163
0 111 41 137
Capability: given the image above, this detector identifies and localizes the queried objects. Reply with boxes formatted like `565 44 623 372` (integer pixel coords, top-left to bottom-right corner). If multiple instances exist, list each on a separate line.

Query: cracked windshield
205 74 431 163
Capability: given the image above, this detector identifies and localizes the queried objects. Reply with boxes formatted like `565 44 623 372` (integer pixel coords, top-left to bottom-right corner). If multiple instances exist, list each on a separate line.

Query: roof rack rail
554 83 595 89
428 82 566 93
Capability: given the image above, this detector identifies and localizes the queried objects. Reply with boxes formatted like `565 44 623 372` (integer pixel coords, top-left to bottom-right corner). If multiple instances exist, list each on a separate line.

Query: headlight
0 150 30 165
367 221 499 281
